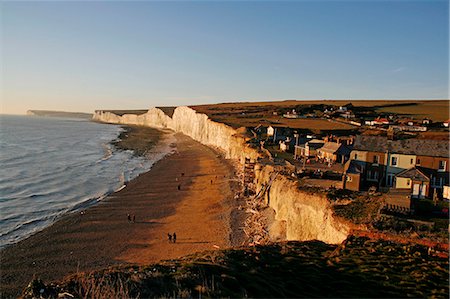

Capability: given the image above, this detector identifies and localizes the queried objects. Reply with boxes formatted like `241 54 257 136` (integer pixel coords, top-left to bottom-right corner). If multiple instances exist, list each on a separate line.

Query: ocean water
0 115 166 248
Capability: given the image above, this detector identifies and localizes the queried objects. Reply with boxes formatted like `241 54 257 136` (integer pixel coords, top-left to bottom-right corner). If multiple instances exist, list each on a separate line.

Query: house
335 136 355 146
339 111 355 119
415 154 449 199
344 135 449 198
303 139 325 158
294 138 325 159
283 109 300 119
269 127 293 143
279 137 293 152
389 125 427 132
317 142 352 164
422 118 432 125
337 106 348 112
372 117 390 125
342 160 365 191
444 185 450 200
397 118 418 126
394 167 431 199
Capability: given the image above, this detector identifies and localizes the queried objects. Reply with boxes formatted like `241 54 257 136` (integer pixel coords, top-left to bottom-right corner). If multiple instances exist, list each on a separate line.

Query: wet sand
0 132 242 297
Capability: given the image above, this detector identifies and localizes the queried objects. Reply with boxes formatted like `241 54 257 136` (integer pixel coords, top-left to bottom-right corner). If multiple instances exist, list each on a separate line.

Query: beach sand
0 131 242 297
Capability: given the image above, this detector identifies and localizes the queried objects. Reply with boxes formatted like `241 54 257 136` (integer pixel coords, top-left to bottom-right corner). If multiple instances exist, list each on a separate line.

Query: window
416 158 421 165
373 155 379 164
354 153 358 160
346 176 353 182
387 175 393 187
438 160 446 171
391 157 398 166
407 180 410 186
410 158 414 165
367 171 379 181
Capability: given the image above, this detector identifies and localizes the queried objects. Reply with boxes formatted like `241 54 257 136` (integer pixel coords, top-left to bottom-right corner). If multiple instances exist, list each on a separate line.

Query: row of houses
343 136 450 201
290 135 354 164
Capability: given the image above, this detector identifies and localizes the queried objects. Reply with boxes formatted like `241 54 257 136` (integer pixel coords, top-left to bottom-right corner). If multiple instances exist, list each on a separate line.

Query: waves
96 142 114 163
0 116 173 248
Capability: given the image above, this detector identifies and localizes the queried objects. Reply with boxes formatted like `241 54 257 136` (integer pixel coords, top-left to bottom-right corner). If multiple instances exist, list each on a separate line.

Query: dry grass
191 99 449 130
22 237 449 298
375 101 449 121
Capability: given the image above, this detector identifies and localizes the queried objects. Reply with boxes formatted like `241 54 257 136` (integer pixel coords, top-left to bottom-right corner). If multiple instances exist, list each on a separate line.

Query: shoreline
0 123 168 251
0 127 244 297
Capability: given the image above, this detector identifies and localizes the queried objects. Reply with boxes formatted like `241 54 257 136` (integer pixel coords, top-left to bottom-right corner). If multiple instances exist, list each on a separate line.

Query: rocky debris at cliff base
22 237 449 298
242 190 272 246
111 125 163 156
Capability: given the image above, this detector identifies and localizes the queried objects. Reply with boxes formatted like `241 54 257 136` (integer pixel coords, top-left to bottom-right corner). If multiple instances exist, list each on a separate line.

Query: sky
1 0 448 114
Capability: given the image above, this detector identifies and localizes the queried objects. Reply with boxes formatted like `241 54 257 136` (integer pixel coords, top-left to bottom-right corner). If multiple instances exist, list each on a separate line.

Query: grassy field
375 101 449 121
23 237 448 298
191 99 449 130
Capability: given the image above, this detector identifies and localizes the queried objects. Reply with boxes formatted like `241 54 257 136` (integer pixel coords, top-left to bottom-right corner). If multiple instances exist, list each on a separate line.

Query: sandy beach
0 130 242 297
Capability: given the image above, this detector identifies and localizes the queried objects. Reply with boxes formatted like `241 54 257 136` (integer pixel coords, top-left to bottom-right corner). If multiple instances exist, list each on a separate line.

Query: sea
0 115 167 249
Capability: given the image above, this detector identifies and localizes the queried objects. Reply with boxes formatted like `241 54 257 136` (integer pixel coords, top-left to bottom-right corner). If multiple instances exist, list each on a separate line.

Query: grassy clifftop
23 236 448 298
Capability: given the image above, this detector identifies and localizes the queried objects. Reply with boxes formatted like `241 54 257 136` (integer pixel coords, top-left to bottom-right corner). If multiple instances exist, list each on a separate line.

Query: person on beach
177 184 181 191
168 233 172 243
132 215 136 223
127 214 131 222
173 232 177 243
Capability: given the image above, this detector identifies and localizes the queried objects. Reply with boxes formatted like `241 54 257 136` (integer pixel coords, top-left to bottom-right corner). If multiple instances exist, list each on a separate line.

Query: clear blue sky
1 0 448 114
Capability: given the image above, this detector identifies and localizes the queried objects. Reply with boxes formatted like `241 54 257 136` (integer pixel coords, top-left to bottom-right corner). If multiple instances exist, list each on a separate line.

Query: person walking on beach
168 233 172 243
173 232 177 243
177 184 181 191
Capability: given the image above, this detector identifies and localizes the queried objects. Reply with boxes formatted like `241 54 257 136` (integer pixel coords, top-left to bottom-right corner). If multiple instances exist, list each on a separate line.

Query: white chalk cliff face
93 107 349 244
93 107 259 162
255 166 349 244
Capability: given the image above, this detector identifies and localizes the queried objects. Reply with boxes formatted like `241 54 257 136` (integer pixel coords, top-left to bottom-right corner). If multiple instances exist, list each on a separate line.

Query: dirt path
0 133 238 297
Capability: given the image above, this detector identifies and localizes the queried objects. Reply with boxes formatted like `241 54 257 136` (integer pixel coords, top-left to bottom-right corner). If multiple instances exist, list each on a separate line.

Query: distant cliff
27 110 93 119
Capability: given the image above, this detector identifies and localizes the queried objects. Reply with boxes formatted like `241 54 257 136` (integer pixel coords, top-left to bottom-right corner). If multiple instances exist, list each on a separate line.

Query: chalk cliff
27 110 92 119
93 107 259 162
93 106 350 244
255 165 349 244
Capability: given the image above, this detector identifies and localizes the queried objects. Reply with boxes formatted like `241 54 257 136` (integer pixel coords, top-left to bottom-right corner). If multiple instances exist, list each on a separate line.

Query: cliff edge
93 106 350 244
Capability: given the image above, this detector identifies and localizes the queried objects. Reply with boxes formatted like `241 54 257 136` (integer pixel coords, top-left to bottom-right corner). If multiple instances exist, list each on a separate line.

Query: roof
319 142 353 156
353 136 449 158
396 167 430 182
345 160 365 174
308 139 325 144
319 142 342 154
